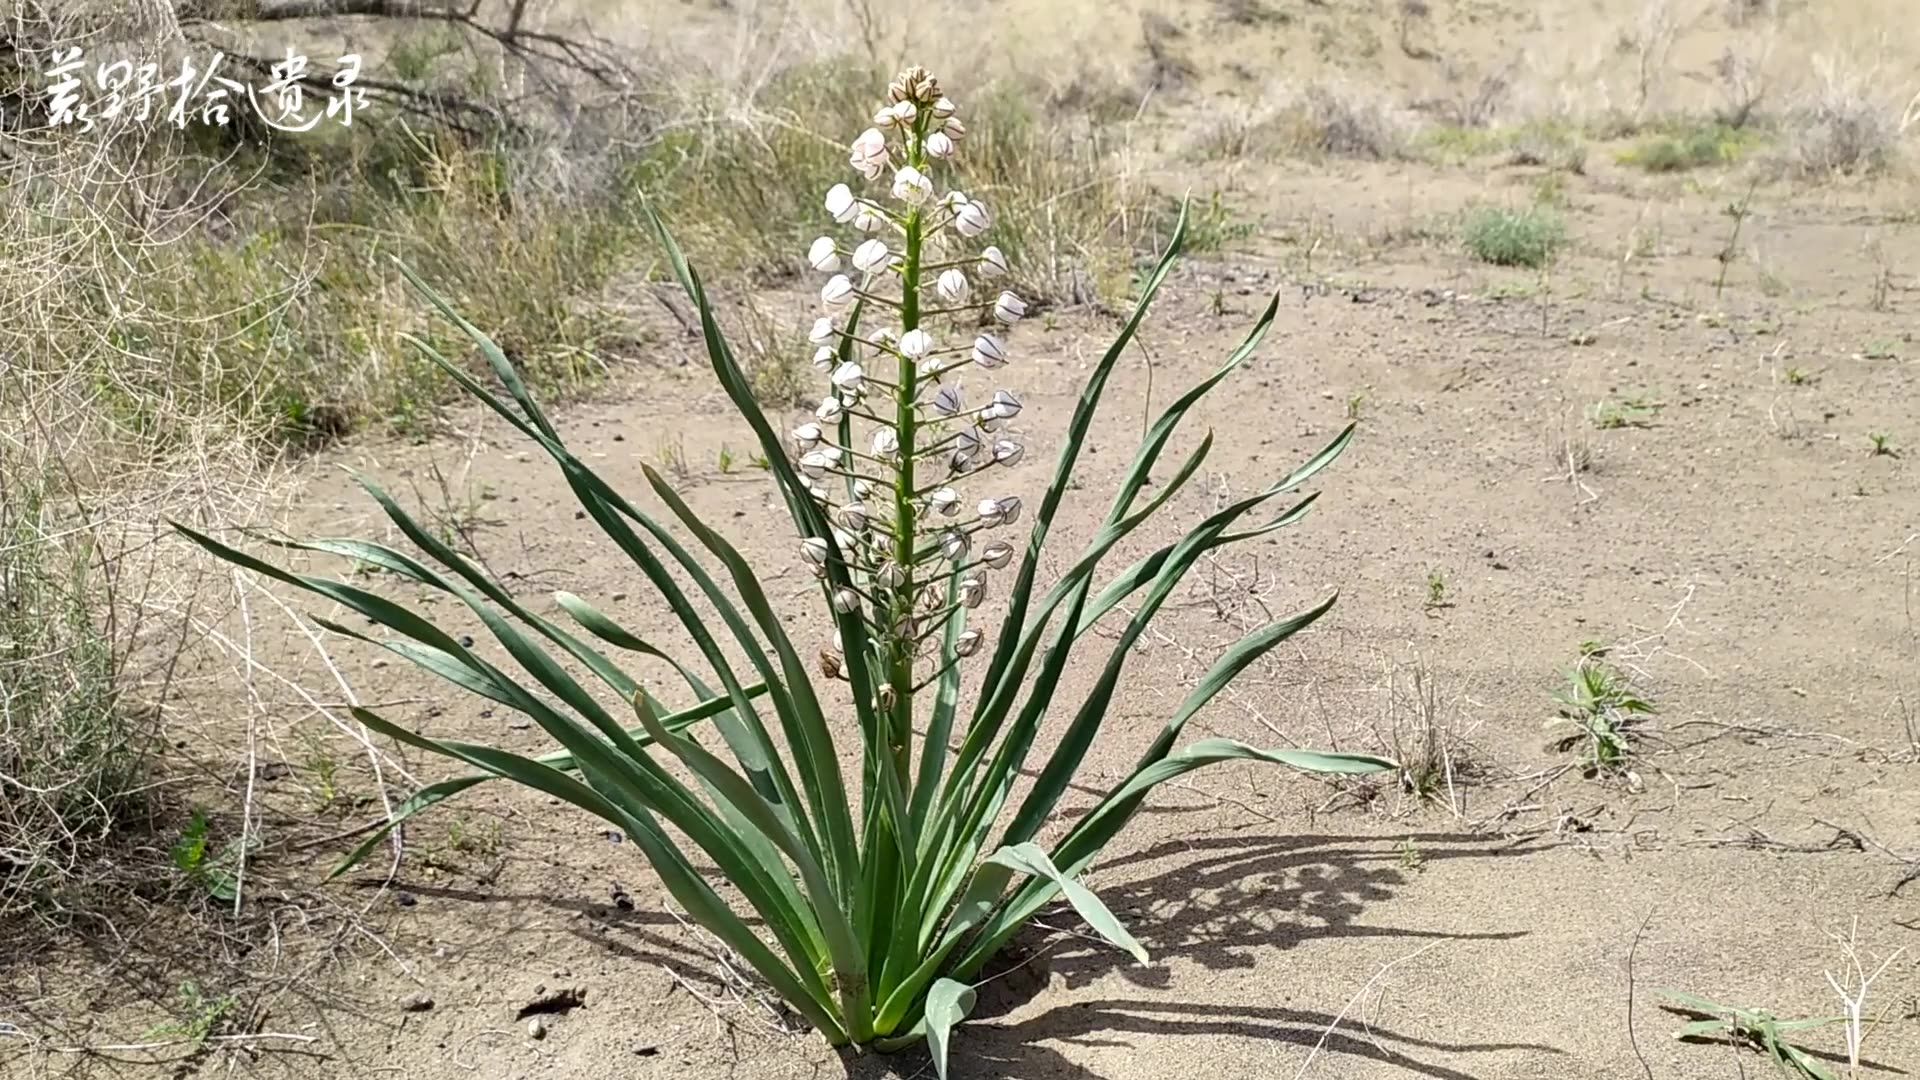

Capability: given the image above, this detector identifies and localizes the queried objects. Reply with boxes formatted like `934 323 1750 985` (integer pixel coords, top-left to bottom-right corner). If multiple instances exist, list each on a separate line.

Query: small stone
395 891 417 908
399 993 434 1013
611 591 629 602
631 1042 659 1057
527 1016 548 1040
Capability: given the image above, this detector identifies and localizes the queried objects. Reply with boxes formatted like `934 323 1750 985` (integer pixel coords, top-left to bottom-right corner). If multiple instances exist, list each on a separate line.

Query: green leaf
923 978 976 1080
987 842 1148 964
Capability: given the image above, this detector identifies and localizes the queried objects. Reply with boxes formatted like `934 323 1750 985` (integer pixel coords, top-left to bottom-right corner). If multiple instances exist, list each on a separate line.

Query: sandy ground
6 1 1920 1078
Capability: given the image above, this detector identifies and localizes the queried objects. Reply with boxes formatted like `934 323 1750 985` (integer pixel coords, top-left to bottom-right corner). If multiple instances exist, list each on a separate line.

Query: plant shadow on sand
828 829 1563 1079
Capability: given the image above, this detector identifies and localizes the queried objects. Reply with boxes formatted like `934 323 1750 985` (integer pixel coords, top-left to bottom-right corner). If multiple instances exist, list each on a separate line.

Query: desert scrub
1462 205 1566 268
1619 120 1762 172
181 66 1391 1070
0 475 143 917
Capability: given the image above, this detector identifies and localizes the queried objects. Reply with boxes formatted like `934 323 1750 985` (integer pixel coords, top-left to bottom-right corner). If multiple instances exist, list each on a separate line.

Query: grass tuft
1461 205 1566 267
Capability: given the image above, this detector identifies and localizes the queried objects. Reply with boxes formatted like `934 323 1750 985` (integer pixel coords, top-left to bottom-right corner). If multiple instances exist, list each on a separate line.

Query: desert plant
1660 990 1843 1080
1548 656 1655 773
177 67 1391 1071
1462 206 1565 268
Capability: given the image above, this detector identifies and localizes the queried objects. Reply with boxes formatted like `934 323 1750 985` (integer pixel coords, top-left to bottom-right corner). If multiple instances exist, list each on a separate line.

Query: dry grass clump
1196 79 1414 162
1776 59 1913 178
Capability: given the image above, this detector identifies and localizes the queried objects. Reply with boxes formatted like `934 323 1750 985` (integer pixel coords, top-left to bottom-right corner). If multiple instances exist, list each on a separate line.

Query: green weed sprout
1548 656 1654 773
1660 990 1844 1080
175 66 1391 1072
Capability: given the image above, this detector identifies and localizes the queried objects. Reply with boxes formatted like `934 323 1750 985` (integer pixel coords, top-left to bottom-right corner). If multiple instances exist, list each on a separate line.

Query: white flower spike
892 166 933 206
852 238 891 274
809 236 841 272
936 268 970 304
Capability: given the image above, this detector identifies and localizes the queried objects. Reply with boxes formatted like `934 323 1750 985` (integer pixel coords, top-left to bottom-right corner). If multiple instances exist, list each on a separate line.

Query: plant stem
889 120 928 791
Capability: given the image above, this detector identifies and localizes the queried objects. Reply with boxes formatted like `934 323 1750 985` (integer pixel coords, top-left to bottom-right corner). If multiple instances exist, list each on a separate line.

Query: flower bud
893 613 918 639
809 317 836 345
798 448 839 478
820 649 844 679
871 426 899 458
792 422 823 449
826 183 857 222
954 628 983 656
832 527 858 554
924 130 955 159
832 587 860 614
816 395 844 423
852 204 886 232
875 560 906 588
997 495 1023 524
928 486 959 515
942 116 967 140
891 166 933 206
939 530 970 561
992 291 1026 324
852 238 891 274
954 199 990 237
931 385 962 416
800 536 830 565
971 334 1007 369
876 684 896 711
936 268 970 304
831 362 865 392
853 478 873 499
949 448 974 474
809 236 841 272
822 274 855 309
812 346 836 372
978 246 1009 279
958 575 985 609
931 96 957 119
849 127 889 179
982 541 1014 569
992 439 1024 466
988 388 1022 420
838 502 869 531
977 497 1006 526
899 328 933 359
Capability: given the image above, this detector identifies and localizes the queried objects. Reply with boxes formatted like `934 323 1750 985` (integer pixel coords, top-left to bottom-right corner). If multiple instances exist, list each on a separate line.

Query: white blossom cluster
793 67 1028 683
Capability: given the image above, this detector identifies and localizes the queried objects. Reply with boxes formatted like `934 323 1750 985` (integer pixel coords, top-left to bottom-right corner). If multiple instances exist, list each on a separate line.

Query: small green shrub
1461 205 1566 267
1620 121 1759 172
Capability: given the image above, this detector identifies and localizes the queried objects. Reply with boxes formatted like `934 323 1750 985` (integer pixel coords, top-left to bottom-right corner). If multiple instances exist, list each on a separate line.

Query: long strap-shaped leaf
972 201 1189 717
642 207 880 1041
640 465 862 904
632 693 869 1027
952 737 1394 980
175 523 835 1014
348 704 846 1043
328 684 760 878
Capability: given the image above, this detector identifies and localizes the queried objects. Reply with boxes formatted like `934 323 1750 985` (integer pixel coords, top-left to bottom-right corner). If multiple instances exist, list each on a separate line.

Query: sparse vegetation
1462 206 1566 268
1620 120 1761 172
1659 991 1842 1080
1590 396 1663 429
1548 656 1656 775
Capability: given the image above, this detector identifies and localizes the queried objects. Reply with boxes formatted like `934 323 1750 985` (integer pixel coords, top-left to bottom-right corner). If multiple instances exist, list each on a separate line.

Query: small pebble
528 1016 548 1040
399 993 434 1013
